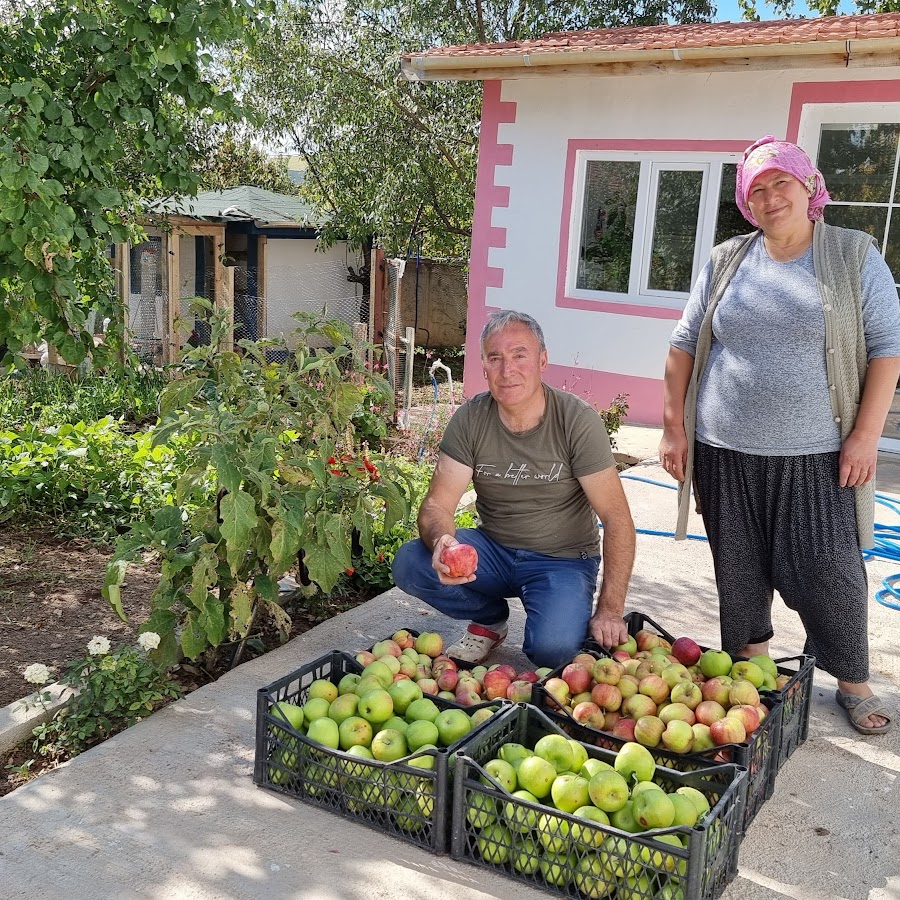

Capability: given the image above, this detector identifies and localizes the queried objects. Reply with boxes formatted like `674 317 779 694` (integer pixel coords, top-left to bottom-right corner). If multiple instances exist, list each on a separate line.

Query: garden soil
0 526 159 709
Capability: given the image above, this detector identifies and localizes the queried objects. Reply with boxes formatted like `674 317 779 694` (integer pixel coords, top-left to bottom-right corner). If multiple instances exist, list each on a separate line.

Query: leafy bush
0 368 168 429
106 309 412 668
0 417 199 540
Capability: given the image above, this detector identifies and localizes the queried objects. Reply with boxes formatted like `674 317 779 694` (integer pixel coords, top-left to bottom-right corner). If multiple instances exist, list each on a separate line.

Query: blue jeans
391 528 600 669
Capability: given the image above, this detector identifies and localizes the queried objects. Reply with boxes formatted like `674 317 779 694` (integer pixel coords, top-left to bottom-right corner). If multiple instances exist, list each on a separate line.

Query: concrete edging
0 683 76 754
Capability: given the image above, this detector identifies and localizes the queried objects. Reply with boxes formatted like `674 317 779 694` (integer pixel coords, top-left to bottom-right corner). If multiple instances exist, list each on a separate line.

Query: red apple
710 717 746 746
592 657 625 685
671 636 703 667
726 704 761 735
638 674 670 705
516 670 540 684
603 710 621 730
611 717 637 741
695 700 727 726
440 543 478 577
572 701 606 728
635 629 662 652
561 663 592 695
543 678 571 709
506 680 533 703
482 670 512 701
591 682 623 712
701 677 732 708
491 663 519 682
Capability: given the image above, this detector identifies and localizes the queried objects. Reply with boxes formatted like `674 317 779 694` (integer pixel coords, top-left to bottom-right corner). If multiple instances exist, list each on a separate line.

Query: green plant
599 392 630 449
28 633 181 760
105 306 411 669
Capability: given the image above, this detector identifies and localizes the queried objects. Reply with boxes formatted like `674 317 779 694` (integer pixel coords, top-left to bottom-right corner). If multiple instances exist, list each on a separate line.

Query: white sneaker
447 622 509 664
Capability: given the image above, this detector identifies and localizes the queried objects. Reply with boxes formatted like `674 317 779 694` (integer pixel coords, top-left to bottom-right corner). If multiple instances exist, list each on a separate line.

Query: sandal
835 690 893 735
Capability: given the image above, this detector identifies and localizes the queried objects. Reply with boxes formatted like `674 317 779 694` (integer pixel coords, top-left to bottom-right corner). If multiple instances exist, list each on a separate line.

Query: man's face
481 323 547 409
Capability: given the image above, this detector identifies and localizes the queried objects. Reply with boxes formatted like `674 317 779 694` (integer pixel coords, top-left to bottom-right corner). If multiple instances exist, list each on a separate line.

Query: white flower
137 632 161 651
87 636 111 656
24 663 51 685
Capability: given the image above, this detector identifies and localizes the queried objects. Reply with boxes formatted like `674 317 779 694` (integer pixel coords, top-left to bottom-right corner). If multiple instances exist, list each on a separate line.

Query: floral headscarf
735 135 831 228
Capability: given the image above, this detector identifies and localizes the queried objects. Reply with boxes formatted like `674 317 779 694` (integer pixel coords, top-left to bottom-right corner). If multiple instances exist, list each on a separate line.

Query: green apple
361 660 394 688
306 716 340 749
476 822 512 865
614 635 638 656
614 741 656 784
307 678 338 704
271 701 304 732
371 727 408 762
469 707 495 727
633 788 676 829
631 780 664 800
669 792 700 827
550 773 590 813
537 811 571 854
580 757 614 780
516 754 557 799
338 715 373 750
570 805 609 849
482 758 517 792
352 675 385 697
383 715 409 735
498 742 533 770
466 792 498 829
587 770 629 812
357 688 394 725
510 835 541 875
376 653 401 675
405 697 440 723
503 789 540 833
539 851 574 888
675 786 711 819
327 692 359 725
574 853 617 899
567 739 589 773
387 678 423 716
406 718 440 751
408 743 438 770
434 708 472 746
699 649 733 679
610 799 642 833
337 673 361 695
730 660 766 688
301 696 331 724
533 733 575 773
749 654 779 680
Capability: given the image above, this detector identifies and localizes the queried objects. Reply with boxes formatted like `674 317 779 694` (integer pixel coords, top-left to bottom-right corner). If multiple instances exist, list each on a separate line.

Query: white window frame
566 151 740 310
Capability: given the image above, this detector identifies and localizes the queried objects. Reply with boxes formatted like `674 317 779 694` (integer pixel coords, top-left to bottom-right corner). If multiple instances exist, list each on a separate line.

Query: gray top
671 235 900 455
440 384 614 557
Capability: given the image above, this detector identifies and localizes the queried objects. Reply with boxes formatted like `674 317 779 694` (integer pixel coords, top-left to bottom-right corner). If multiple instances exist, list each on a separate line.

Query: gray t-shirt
670 236 900 455
440 384 614 557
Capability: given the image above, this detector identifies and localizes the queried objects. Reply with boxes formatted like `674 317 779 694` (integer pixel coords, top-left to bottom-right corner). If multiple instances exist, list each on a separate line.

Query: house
400 13 900 452
119 186 362 364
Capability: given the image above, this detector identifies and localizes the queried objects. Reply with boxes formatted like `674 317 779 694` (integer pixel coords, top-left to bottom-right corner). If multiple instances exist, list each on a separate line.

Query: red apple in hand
441 543 478 577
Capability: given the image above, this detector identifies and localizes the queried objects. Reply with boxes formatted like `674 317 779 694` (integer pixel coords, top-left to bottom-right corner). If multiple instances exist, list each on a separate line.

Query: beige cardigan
675 221 876 549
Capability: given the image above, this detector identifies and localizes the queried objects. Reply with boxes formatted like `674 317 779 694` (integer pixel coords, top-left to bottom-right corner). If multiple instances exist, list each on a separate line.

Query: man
392 309 635 667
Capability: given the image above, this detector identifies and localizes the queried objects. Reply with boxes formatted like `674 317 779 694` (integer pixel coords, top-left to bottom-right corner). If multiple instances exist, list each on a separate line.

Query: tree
232 0 716 259
196 134 301 195
0 0 263 368
737 0 897 24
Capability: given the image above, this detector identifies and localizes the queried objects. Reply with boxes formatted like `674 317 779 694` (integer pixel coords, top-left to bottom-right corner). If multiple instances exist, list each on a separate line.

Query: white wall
264 239 362 344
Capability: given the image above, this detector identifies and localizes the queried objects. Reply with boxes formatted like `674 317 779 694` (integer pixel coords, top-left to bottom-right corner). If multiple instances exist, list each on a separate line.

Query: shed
401 13 900 452
120 186 362 364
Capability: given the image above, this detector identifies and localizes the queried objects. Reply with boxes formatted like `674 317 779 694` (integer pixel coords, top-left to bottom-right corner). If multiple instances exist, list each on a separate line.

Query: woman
660 135 900 735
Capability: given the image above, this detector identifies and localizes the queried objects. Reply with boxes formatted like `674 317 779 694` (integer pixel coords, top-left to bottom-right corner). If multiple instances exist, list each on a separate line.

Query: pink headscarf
735 135 831 228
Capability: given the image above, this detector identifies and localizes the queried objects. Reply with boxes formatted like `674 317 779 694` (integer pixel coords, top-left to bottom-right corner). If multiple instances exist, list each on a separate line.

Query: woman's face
745 168 812 235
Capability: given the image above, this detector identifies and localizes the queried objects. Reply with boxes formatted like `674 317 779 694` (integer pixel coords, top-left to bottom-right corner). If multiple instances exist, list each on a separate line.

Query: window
570 154 745 308
817 123 900 286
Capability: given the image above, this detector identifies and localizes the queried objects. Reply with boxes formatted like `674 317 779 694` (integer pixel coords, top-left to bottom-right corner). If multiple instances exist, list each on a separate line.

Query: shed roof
400 12 900 81
150 186 320 227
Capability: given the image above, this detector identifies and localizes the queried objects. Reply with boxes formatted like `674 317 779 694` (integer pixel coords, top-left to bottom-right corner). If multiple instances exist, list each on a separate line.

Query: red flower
345 567 355 576
330 469 343 476
327 456 337 465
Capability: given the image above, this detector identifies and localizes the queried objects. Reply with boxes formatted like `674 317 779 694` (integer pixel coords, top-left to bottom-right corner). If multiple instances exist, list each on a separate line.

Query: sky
713 0 855 21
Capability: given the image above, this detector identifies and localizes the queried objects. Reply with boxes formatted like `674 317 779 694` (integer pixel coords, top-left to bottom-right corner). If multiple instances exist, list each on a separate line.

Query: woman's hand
659 427 689 482
839 429 879 487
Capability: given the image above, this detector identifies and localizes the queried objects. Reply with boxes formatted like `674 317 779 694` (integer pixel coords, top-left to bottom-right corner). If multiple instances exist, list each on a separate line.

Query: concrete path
1 431 899 900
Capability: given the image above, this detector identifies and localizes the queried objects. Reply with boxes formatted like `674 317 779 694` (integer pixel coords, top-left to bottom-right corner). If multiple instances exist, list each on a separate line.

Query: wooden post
369 247 386 361
257 235 268 340
116 242 130 366
166 229 180 364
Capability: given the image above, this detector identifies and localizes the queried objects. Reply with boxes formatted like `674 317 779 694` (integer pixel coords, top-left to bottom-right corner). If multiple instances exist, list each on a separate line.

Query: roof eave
400 37 900 81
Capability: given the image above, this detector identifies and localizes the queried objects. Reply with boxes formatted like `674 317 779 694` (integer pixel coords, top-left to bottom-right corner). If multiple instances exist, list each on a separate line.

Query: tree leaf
220 489 258 574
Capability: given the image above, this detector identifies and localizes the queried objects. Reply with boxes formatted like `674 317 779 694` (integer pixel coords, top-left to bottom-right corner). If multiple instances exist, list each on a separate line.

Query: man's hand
589 611 628 650
432 534 477 586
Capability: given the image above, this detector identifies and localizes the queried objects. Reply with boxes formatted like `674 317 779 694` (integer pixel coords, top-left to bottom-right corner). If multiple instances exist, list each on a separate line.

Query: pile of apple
467 735 713 897
353 629 547 705
542 629 790 757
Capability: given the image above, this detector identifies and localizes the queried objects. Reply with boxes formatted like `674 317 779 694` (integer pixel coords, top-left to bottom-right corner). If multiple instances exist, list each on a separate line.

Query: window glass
714 163 749 244
647 170 703 293
818 124 900 204
577 160 640 294
824 204 888 242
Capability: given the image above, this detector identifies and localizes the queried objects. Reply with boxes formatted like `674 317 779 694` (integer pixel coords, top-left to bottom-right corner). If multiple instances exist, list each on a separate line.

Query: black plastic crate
531 674 780 833
253 650 506 854
451 704 747 900
611 610 814 773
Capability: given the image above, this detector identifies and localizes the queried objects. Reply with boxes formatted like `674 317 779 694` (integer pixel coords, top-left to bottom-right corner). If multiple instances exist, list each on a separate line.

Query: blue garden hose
617 473 900 610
